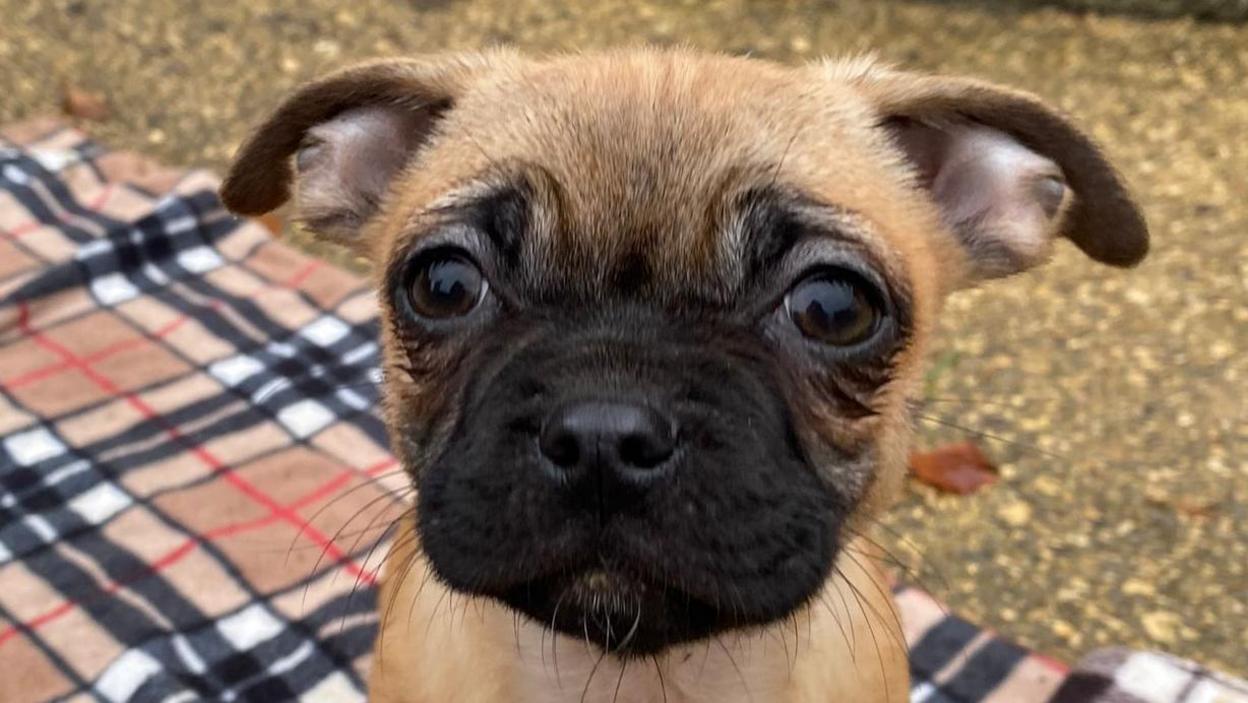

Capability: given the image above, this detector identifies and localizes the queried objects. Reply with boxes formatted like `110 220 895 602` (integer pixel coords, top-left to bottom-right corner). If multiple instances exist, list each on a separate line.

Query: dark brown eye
785 270 882 346
406 251 486 319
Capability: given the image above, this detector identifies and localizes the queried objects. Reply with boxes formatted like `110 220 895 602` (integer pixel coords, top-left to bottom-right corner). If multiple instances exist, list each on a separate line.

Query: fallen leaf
909 441 998 495
61 85 111 121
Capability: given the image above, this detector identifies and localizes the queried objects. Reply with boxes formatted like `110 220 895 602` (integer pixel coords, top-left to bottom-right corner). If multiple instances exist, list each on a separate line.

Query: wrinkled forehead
385 54 926 302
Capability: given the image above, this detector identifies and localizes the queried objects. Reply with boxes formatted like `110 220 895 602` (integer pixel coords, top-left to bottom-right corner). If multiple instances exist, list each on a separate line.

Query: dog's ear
829 59 1147 282
220 54 502 249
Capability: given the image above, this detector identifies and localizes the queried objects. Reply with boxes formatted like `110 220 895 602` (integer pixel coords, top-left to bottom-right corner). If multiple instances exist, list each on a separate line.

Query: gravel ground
2 0 1244 677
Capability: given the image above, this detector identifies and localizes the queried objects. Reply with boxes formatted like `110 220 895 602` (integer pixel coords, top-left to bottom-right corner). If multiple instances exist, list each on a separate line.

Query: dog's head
223 49 1146 657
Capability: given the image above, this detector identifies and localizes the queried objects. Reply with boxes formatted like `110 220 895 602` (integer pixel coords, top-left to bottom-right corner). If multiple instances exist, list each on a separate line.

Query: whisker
308 487 408 604
612 656 629 703
407 551 443 622
581 607 593 658
288 469 410 558
841 549 907 642
550 592 568 688
424 580 453 641
919 392 1062 406
843 522 952 602
579 648 609 703
652 654 669 703
914 412 1067 460
280 507 413 552
841 563 906 653
789 610 801 672
817 591 855 662
513 610 523 658
837 565 889 702
378 534 422 639
714 634 755 703
829 571 858 657
340 516 404 634
616 601 644 653
377 538 421 666
775 611 793 673
375 542 426 627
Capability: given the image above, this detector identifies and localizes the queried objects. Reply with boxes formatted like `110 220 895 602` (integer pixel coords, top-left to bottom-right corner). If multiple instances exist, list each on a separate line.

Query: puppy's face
223 49 1146 656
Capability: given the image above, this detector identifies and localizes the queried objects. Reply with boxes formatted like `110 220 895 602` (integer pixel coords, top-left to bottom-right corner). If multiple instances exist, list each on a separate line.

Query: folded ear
831 59 1148 281
220 54 501 248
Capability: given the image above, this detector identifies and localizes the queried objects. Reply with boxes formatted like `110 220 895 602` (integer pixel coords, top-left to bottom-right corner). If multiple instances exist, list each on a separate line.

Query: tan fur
369 518 907 703
221 47 1146 703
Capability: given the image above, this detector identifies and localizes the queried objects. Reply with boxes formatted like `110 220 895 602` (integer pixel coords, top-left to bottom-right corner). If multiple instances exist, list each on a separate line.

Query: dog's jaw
369 516 908 703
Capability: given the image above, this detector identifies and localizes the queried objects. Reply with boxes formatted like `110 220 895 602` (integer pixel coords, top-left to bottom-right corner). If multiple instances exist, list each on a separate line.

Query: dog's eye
785 269 882 346
406 250 486 319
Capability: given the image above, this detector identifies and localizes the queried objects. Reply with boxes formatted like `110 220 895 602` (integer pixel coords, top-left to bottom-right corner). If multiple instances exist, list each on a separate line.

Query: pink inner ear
891 119 1070 280
294 105 437 240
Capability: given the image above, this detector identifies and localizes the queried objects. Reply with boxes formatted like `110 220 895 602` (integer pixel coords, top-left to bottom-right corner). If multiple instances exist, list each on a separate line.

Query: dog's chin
497 568 729 658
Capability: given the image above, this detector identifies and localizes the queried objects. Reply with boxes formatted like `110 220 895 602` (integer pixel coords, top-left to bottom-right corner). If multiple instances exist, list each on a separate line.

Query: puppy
221 48 1146 702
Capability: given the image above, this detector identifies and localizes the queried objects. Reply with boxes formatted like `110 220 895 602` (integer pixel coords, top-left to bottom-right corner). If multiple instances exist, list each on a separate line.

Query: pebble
1142 611 1182 644
998 500 1034 527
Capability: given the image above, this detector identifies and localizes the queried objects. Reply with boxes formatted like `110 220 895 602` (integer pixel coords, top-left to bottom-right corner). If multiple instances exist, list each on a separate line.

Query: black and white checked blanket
1 120 1243 703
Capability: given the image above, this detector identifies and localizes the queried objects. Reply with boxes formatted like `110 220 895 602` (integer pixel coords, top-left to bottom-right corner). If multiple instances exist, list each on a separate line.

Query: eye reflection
785 269 882 346
406 251 486 319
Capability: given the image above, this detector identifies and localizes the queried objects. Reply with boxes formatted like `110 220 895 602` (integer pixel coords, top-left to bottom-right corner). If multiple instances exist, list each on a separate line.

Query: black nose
539 400 676 494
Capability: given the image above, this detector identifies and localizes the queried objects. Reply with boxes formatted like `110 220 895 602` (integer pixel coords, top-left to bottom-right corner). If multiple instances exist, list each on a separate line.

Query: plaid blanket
0 121 1241 703
1050 648 1248 703
0 120 400 702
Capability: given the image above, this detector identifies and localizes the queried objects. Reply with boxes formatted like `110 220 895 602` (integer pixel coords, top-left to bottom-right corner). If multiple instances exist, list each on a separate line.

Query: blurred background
2 0 1243 677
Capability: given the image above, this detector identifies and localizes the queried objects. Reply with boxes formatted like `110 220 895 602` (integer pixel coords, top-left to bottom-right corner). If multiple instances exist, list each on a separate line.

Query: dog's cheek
774 361 879 495
857 337 931 517
379 306 489 474
383 360 460 476
410 329 594 590
800 397 911 524
864 416 914 517
415 401 589 592
623 433 840 623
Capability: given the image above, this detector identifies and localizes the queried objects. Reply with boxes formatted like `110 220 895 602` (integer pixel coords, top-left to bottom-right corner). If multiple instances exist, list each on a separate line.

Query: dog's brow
471 185 529 263
731 189 866 277
419 184 531 262
736 191 805 275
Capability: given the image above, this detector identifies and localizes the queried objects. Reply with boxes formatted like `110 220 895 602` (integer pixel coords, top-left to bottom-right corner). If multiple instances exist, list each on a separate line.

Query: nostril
538 400 677 476
539 426 581 468
618 425 673 469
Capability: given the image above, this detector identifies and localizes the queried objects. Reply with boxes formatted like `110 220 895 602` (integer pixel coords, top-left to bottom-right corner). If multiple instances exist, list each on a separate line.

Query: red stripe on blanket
14 302 376 583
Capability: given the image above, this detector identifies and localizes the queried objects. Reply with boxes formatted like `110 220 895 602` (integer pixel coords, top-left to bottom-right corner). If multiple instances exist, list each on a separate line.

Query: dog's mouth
414 411 847 654
418 474 844 657
499 567 723 657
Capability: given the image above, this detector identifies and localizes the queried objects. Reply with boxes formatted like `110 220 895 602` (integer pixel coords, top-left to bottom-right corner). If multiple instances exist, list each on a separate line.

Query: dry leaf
61 86 111 121
909 441 998 495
